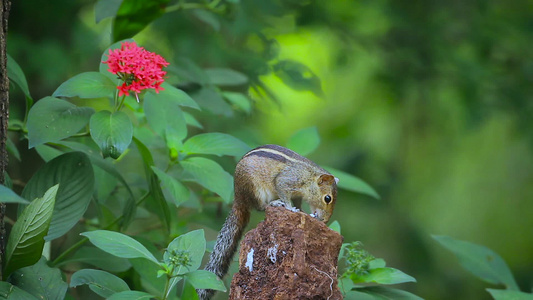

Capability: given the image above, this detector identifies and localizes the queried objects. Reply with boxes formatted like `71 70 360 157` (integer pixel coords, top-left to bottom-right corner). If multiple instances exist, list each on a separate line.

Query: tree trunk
0 0 11 282
229 206 344 300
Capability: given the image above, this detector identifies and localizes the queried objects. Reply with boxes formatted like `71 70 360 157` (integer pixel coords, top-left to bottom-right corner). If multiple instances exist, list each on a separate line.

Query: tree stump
229 206 343 300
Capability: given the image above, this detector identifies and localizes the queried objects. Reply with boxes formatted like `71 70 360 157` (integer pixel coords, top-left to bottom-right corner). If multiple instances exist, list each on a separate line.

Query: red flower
103 41 169 97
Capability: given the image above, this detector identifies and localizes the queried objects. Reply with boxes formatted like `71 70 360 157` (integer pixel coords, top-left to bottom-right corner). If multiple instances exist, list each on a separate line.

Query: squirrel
197 144 338 300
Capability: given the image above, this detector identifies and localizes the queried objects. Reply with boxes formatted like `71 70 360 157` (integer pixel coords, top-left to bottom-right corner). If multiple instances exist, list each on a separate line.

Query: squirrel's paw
270 200 288 207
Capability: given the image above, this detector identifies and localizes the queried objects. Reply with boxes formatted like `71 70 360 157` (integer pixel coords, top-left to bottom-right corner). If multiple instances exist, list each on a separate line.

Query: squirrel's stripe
245 147 302 164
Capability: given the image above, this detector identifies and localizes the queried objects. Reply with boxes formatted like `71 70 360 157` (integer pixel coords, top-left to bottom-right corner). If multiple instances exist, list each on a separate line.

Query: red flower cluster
103 41 169 97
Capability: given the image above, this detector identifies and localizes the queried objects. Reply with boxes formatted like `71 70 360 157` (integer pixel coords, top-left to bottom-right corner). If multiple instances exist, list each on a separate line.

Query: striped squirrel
197 144 338 300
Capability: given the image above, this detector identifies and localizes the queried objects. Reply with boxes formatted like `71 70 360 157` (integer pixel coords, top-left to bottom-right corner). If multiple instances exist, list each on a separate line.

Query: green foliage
69 269 129 298
8 257 68 300
26 97 94 148
433 235 519 290
4 186 57 277
434 236 533 299
4 1 412 299
90 110 133 158
22 152 94 241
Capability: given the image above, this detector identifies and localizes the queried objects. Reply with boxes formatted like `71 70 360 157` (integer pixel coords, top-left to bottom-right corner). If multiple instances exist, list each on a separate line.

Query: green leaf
59 246 131 273
6 137 21 161
349 286 423 300
95 0 122 23
144 89 188 144
8 256 68 300
186 270 226 291
352 267 416 285
133 137 171 232
0 281 38 299
22 152 94 240
90 110 133 159
182 133 251 157
27 97 95 148
180 157 233 203
151 166 190 207
487 289 533 300
222 92 252 114
328 220 341 234
52 72 116 99
113 0 170 42
273 60 323 97
4 186 57 277
0 185 29 204
147 82 200 109
324 167 380 199
192 87 233 116
205 68 248 86
107 291 154 300
184 112 203 129
70 269 129 298
81 230 160 265
192 9 220 31
287 127 320 156
164 229 206 275
7 54 32 99
34 144 64 162
433 235 519 290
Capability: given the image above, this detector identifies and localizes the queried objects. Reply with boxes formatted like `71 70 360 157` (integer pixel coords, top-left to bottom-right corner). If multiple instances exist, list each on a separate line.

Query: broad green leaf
144 89 188 144
184 112 203 129
4 186 57 277
113 0 170 42
8 256 68 300
0 185 29 204
164 229 206 275
192 87 233 117
328 220 341 234
348 286 423 300
107 291 154 300
27 97 94 148
222 91 252 114
52 72 116 99
133 137 171 232
70 269 129 298
433 235 519 290
0 281 38 299
325 167 380 200
34 144 64 162
95 0 122 23
81 230 159 265
22 152 94 240
180 157 233 203
352 267 416 285
147 82 200 109
369 258 386 269
90 110 133 159
151 166 190 207
59 246 131 272
287 127 320 156
130 257 165 297
7 54 31 99
181 281 201 300
182 133 251 157
487 289 533 300
186 270 226 291
273 60 323 97
205 68 248 86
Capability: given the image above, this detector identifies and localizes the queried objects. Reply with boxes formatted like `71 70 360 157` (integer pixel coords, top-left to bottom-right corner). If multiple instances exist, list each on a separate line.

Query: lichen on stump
229 206 344 300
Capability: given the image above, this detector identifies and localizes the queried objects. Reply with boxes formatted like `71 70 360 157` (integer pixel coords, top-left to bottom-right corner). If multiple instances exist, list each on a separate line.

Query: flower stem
116 95 127 112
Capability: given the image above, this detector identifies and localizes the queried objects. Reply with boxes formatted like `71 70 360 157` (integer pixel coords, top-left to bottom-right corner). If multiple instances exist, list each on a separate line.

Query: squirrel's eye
324 195 332 204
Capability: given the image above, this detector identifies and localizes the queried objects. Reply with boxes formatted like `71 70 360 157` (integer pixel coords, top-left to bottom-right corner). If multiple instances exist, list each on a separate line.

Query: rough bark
0 0 10 282
229 206 344 300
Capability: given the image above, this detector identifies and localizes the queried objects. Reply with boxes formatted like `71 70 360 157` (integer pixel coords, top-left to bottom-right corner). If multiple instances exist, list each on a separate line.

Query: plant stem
51 191 150 266
116 94 127 112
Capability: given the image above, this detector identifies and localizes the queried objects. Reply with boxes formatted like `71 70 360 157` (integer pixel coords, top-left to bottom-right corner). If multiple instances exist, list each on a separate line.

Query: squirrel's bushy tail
197 200 250 300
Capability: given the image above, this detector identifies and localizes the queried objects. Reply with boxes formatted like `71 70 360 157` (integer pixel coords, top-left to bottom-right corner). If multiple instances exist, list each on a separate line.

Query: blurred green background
8 0 533 299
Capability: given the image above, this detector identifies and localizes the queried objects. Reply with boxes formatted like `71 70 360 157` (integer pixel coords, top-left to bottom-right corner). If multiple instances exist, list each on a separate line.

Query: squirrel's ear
318 174 335 185
334 177 340 184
